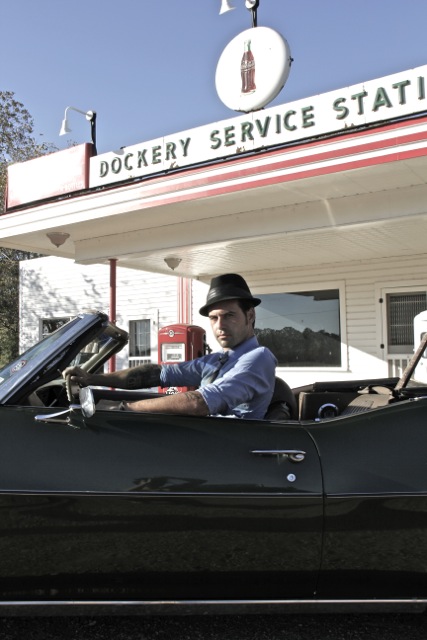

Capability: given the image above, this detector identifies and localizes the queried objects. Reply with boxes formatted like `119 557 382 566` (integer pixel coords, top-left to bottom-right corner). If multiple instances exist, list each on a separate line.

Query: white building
19 256 211 373
4 63 427 387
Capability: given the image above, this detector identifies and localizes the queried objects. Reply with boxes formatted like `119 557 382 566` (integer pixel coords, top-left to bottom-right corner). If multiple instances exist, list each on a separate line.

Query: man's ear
247 307 256 325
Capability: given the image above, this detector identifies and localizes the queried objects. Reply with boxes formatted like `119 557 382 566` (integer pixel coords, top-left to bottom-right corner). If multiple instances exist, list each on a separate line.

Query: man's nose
216 316 227 330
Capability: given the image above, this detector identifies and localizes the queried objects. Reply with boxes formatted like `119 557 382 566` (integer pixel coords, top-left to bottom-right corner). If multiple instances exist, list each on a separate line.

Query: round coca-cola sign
215 26 292 112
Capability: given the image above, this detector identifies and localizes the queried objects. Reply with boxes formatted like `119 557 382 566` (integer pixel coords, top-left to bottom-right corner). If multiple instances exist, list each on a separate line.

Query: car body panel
308 399 427 598
1 311 427 612
0 407 322 601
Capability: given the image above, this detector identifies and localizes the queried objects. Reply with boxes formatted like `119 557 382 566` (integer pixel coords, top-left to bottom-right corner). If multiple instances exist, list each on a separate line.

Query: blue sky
3 0 427 155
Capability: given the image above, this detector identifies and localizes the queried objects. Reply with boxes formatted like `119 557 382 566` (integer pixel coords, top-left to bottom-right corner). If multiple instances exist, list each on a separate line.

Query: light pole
245 0 259 27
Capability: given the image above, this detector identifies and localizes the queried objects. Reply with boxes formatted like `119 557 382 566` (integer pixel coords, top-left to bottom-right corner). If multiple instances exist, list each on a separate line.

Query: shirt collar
223 335 259 360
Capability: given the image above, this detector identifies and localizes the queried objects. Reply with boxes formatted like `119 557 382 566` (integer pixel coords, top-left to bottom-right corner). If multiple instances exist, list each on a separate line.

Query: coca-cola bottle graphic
241 39 256 94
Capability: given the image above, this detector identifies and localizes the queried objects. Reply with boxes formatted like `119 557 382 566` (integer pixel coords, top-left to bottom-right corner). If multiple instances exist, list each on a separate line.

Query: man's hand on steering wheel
62 366 90 387
62 366 90 402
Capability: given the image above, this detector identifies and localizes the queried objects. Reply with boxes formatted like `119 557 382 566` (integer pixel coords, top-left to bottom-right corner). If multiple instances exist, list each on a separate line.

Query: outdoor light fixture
219 0 259 26
164 257 182 271
59 106 97 152
219 0 235 13
46 232 70 248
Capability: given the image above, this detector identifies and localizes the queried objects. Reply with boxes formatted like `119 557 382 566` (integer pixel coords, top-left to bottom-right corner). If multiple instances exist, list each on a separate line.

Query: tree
0 91 55 365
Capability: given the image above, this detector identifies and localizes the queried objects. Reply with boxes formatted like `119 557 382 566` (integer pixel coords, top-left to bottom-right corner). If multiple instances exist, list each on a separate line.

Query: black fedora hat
199 273 261 317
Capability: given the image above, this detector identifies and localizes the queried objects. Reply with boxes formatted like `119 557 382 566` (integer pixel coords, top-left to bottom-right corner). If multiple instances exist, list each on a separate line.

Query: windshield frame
394 330 427 392
0 312 116 405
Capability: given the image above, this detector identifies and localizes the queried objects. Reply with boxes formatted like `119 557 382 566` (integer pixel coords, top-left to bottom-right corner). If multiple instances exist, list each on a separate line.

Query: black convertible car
1 310 427 615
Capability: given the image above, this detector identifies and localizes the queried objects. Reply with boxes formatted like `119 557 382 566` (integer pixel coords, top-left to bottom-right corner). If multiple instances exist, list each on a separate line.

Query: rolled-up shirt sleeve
198 347 276 418
160 360 204 388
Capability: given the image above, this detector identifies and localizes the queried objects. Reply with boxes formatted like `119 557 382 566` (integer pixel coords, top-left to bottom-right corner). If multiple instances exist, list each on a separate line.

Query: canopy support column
109 258 117 372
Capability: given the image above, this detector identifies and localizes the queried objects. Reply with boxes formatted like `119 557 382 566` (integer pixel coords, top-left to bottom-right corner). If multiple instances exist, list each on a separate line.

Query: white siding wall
19 257 184 370
248 253 427 387
19 254 427 388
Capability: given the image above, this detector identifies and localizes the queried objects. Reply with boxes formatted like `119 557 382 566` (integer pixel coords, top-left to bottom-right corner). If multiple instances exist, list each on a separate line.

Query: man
64 273 277 419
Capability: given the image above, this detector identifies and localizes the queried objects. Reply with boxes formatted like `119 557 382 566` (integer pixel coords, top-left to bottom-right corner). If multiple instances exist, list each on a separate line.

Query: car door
309 397 427 600
0 406 323 602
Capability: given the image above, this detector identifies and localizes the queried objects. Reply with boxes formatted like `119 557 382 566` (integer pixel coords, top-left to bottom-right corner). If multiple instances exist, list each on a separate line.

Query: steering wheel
65 373 78 403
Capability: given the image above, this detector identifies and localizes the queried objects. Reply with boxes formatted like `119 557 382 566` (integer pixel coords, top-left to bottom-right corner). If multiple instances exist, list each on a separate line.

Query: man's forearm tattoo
126 365 162 389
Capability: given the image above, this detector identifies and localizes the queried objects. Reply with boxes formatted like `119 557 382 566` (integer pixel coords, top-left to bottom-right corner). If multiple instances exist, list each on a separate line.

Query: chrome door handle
251 449 306 463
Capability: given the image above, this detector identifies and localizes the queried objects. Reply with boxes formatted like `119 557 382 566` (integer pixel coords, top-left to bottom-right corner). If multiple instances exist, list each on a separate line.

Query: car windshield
0 317 82 387
0 312 126 396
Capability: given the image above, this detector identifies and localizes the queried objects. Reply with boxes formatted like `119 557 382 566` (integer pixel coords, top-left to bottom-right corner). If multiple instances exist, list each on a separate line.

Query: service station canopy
2 65 427 284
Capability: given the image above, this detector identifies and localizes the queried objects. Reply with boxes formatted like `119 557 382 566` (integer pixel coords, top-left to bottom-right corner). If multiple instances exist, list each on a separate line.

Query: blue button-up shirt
160 336 277 419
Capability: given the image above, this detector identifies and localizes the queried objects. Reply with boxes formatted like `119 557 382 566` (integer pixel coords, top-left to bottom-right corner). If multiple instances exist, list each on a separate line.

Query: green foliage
0 91 55 365
0 91 38 162
256 325 341 367
0 250 19 365
0 90 56 212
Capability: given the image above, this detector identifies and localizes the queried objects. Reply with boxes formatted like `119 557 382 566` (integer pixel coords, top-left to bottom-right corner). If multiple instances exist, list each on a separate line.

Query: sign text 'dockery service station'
90 65 427 188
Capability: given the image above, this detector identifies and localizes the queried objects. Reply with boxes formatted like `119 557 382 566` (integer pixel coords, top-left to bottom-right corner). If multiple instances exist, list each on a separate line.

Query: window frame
255 281 348 372
40 317 72 339
128 318 152 366
377 284 427 356
385 291 427 354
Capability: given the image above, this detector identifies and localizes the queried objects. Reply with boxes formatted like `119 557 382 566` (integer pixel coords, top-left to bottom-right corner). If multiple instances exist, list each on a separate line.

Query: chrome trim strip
0 598 425 615
251 449 306 462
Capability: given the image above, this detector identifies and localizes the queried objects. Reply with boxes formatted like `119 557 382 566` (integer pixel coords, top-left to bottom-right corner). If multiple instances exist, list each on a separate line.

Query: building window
41 317 71 338
386 292 427 354
255 289 342 367
129 319 151 366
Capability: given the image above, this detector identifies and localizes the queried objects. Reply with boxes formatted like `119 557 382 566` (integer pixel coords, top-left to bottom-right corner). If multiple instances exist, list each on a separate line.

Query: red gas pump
158 324 208 394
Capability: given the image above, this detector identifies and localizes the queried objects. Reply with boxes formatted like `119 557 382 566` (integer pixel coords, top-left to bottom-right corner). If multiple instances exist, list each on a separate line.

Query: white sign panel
215 27 292 112
90 64 427 189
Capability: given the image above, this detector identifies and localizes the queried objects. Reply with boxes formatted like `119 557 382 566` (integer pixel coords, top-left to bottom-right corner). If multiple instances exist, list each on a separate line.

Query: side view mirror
79 386 96 418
